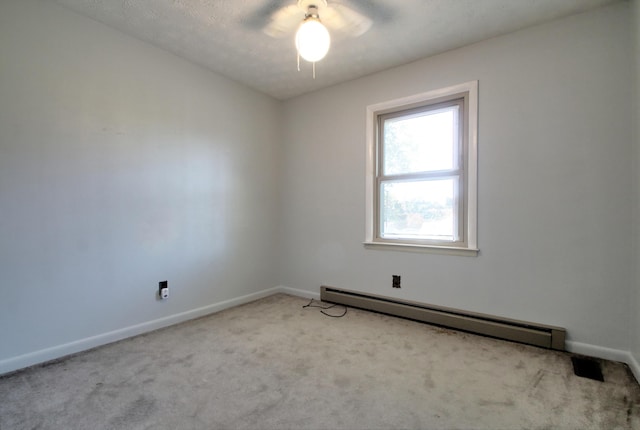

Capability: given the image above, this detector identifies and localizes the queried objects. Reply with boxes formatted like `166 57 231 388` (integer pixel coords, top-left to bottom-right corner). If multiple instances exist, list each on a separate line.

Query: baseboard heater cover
320 286 565 351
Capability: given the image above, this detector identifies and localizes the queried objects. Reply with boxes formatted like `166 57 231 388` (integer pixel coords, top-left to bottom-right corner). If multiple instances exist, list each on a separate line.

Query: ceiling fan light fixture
295 17 330 63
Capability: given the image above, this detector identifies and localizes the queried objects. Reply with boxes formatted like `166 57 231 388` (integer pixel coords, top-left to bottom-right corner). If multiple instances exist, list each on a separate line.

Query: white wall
1 0 636 376
0 0 281 372
280 3 634 354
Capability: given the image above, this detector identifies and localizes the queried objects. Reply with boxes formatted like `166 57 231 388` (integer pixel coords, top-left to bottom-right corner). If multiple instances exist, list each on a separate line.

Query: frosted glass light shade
295 19 330 62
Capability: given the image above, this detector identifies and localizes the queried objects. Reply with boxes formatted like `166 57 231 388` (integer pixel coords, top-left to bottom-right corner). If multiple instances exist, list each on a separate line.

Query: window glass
380 179 457 241
383 106 459 175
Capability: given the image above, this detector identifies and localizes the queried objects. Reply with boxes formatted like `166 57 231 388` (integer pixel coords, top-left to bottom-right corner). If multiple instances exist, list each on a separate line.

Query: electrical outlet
392 275 401 288
159 280 169 299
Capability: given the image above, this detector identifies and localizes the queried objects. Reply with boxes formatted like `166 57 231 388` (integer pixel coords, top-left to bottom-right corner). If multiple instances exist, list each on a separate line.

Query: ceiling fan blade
323 4 372 37
345 0 394 24
243 0 290 30
263 4 304 38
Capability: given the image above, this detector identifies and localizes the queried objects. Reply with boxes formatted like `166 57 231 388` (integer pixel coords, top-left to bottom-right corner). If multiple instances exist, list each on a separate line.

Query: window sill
363 241 479 257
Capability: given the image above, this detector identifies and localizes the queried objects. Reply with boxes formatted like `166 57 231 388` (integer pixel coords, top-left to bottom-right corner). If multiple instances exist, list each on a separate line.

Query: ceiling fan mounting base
297 0 328 11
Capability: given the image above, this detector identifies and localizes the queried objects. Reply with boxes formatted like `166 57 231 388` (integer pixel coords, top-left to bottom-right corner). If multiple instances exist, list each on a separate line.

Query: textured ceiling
54 0 619 100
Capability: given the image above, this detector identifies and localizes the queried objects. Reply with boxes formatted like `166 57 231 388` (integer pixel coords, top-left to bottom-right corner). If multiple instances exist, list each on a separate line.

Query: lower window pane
381 179 457 241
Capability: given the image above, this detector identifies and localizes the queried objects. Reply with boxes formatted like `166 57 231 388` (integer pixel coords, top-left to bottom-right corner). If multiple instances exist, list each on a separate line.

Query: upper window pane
383 105 459 175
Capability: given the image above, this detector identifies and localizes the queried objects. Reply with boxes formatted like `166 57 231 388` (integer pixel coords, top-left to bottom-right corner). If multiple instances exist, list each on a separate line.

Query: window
364 81 478 256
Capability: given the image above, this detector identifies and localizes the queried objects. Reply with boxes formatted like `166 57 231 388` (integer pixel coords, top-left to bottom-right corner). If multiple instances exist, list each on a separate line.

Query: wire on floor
302 298 347 318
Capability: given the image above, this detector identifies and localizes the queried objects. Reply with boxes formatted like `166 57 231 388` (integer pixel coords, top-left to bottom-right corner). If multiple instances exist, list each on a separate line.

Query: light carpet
1 293 639 429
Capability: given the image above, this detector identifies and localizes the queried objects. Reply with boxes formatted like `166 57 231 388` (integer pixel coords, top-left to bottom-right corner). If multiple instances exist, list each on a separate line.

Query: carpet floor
1 293 639 429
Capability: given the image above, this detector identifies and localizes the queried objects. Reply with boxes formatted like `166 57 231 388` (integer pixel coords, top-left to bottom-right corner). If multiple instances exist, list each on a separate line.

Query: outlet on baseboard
392 275 401 288
159 281 169 299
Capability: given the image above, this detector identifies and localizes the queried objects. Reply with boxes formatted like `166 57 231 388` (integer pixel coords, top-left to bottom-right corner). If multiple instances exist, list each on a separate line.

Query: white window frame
364 81 478 256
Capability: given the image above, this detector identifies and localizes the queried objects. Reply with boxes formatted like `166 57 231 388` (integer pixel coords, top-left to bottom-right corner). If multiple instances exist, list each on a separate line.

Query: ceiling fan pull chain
297 52 300 72
313 61 316 79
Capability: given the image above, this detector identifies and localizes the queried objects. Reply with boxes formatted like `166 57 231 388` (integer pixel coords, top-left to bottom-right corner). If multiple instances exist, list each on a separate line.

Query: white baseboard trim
275 285 320 300
566 340 640 382
0 286 282 376
565 340 630 362
628 353 640 383
4 285 638 384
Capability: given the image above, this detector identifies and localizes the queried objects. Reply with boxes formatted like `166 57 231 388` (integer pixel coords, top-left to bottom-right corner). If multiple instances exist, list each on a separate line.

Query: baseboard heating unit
320 286 566 350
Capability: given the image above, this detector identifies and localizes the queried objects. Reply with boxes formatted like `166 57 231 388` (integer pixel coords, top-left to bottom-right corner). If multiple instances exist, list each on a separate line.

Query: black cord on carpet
302 298 347 318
